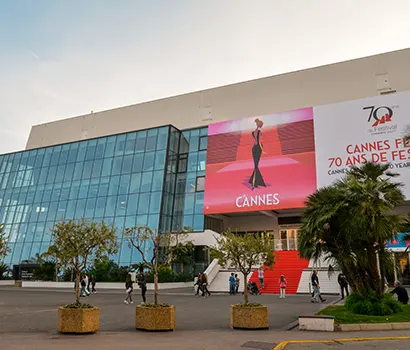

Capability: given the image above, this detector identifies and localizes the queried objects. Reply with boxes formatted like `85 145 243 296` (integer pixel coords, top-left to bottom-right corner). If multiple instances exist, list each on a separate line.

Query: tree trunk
154 267 158 305
367 249 382 297
243 273 249 304
75 269 81 304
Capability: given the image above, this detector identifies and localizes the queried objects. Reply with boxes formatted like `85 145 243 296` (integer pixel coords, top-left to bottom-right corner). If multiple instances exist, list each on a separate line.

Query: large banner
314 91 410 198
203 108 317 214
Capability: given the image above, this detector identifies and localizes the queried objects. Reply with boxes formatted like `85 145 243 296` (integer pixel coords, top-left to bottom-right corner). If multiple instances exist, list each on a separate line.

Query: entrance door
278 228 299 251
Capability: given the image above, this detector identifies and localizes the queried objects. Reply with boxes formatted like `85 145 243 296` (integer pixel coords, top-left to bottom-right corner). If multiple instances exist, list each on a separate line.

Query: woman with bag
124 273 134 304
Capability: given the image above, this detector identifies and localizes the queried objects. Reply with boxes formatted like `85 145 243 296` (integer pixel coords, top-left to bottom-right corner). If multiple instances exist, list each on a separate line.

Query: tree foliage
298 162 406 298
213 231 275 304
0 224 10 260
48 219 118 305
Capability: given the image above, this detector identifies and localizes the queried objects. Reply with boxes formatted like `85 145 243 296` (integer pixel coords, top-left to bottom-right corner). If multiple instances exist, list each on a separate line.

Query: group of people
194 273 211 297
229 273 240 295
124 268 147 304
75 274 96 297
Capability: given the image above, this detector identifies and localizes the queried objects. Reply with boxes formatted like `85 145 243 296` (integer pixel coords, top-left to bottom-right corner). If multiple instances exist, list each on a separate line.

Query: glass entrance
276 228 299 251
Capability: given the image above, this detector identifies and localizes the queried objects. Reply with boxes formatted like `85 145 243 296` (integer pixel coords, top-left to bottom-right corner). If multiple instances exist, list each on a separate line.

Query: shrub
345 291 403 316
146 265 192 283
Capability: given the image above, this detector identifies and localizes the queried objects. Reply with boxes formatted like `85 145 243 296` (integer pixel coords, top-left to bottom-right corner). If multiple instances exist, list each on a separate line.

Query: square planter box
135 305 175 331
57 307 100 334
230 304 269 330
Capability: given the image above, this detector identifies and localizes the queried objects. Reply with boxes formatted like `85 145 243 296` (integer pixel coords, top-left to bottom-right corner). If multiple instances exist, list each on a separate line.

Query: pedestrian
311 270 326 303
195 273 203 296
88 275 97 294
201 273 211 297
80 274 90 297
235 274 240 294
137 268 147 304
337 273 349 299
390 281 409 304
258 267 265 290
229 273 236 295
124 273 134 304
84 273 89 295
279 275 287 299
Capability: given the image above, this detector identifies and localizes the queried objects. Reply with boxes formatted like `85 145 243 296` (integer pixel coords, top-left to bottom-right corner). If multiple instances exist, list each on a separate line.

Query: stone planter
135 305 175 331
230 304 269 330
14 280 22 287
57 306 100 333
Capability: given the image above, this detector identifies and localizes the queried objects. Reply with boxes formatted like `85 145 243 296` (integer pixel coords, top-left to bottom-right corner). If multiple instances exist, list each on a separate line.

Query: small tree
0 224 10 260
214 231 275 304
49 219 118 305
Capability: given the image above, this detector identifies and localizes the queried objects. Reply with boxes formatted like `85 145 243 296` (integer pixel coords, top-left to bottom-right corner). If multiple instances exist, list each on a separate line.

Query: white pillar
393 252 398 282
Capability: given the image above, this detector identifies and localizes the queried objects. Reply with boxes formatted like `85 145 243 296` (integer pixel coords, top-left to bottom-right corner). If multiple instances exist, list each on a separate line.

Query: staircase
249 250 309 294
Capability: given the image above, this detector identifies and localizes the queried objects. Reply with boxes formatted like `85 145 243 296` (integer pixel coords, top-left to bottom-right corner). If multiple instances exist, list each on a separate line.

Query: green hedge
146 265 192 283
345 291 403 316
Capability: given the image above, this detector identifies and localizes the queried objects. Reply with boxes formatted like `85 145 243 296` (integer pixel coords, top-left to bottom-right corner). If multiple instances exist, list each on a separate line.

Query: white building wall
26 49 410 149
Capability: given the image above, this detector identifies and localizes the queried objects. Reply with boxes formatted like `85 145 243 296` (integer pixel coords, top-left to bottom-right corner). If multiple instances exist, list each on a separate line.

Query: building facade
2 49 410 288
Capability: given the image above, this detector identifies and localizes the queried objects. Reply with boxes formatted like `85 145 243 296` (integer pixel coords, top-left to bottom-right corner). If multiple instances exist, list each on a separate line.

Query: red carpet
249 251 309 294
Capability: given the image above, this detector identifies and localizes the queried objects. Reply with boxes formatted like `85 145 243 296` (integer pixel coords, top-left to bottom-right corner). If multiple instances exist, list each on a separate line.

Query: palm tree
299 162 406 297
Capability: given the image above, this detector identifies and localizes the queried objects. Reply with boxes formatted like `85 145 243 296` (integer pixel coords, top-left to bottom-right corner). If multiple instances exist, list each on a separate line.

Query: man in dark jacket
391 281 409 304
311 271 326 303
137 268 147 304
337 273 349 299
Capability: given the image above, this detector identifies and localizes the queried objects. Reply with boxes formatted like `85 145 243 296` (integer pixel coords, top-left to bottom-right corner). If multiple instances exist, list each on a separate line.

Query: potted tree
124 226 178 331
214 231 275 330
48 219 117 334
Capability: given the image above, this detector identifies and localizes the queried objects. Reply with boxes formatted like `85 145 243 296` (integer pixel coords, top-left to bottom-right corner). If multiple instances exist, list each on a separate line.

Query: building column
393 252 398 282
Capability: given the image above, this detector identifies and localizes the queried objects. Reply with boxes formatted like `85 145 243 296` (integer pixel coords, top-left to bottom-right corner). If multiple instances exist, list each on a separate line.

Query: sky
0 0 410 154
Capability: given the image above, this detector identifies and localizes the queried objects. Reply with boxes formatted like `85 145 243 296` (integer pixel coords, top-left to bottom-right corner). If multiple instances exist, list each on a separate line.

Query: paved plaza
1 287 410 349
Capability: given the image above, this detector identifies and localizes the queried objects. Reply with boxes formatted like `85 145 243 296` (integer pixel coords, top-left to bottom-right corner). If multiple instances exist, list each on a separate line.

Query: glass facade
0 124 208 268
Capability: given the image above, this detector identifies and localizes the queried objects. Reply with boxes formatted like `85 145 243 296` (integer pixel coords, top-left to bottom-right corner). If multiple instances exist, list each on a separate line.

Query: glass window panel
125 215 136 229
135 214 148 227
55 164 66 183
43 221 54 241
50 146 61 166
132 153 144 173
129 173 141 193
143 152 155 171
199 136 208 150
115 135 126 156
59 145 70 164
85 140 97 161
200 127 208 136
85 198 96 217
119 174 130 195
38 167 48 185
89 179 99 198
56 200 67 221
95 197 107 217
137 193 150 214
116 195 127 216
111 156 123 176
126 194 139 216
64 163 75 182
187 152 198 172
30 242 41 260
60 183 71 201
196 176 205 192
157 127 169 150
198 151 206 171
65 200 76 219
152 170 164 191
148 214 160 231
154 151 166 170
95 140 106 159
92 159 103 178
48 201 58 221
106 196 116 217
184 194 194 214
20 242 33 262
140 172 153 192
146 129 158 151
78 179 90 199
82 160 93 179
119 241 132 265
108 175 120 196
73 162 84 180
77 142 87 162
183 215 193 229
114 216 125 232
51 182 62 201
193 214 204 231
98 177 110 196
102 157 113 177
104 137 116 157
34 187 44 203
194 192 204 213
68 143 79 163
75 199 86 218
122 154 133 174
136 130 147 152
42 149 52 167
35 150 45 168
149 192 162 214
124 135 136 155
69 180 81 199
42 185 53 202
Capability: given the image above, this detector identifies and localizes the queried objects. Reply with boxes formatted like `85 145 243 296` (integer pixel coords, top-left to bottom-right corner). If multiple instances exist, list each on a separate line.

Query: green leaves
0 224 10 259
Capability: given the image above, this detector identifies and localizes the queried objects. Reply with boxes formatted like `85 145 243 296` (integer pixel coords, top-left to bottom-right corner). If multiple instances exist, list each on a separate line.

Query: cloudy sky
1 0 409 154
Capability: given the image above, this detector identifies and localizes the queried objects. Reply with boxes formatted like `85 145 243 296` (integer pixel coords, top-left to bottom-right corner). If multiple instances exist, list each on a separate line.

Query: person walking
337 273 349 299
201 273 211 297
80 274 90 297
311 270 326 303
229 273 236 295
235 274 240 294
137 268 147 304
258 267 265 290
195 273 203 296
279 275 287 298
124 273 134 304
89 275 97 294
